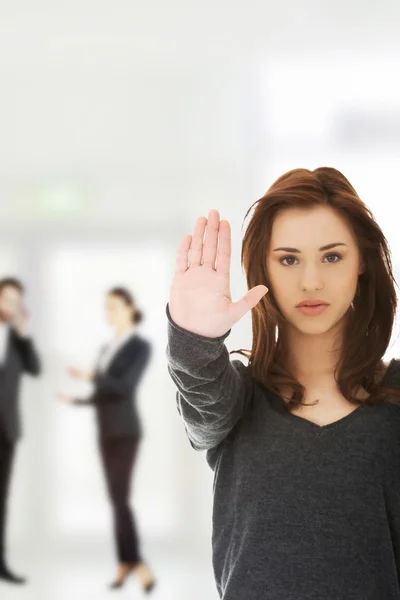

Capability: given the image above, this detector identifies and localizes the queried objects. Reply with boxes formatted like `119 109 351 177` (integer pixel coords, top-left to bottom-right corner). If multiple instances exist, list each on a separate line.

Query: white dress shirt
97 326 136 373
0 321 9 366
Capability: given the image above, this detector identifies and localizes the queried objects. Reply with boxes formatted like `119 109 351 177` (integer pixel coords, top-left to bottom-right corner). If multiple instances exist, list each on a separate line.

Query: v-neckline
269 358 396 433
283 402 365 432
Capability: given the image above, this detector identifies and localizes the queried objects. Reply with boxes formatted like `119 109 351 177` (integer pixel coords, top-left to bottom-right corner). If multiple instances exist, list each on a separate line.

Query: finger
189 216 207 268
202 209 220 269
229 285 269 323
175 234 191 274
215 220 231 274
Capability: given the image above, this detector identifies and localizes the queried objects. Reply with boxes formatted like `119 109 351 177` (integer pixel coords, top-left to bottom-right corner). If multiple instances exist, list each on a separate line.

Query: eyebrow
272 242 348 253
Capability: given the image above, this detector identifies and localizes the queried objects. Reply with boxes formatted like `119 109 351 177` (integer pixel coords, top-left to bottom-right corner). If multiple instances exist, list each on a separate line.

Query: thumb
229 285 269 324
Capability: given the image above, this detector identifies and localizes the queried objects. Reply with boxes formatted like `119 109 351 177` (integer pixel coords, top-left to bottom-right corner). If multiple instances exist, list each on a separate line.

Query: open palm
169 209 268 338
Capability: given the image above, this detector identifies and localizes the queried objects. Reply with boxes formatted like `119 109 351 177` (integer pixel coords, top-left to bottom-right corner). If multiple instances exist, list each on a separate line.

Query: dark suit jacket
0 329 41 443
75 334 151 439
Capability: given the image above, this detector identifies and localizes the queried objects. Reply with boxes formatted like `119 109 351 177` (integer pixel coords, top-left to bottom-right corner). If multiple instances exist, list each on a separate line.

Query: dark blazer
0 329 41 442
75 334 151 439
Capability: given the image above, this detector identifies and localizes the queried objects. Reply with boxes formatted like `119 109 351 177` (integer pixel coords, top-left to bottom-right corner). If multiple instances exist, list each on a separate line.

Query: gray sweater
166 302 400 600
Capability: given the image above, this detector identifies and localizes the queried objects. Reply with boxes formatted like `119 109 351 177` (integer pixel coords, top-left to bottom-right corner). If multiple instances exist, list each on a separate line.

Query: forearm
166 303 251 450
72 397 94 406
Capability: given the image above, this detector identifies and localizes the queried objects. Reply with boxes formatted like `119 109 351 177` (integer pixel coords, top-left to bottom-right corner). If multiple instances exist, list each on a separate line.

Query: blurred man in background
0 277 41 585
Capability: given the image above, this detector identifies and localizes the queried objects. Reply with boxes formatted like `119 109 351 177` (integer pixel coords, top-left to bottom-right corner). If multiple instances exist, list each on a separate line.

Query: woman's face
266 206 364 336
105 294 133 328
0 285 22 322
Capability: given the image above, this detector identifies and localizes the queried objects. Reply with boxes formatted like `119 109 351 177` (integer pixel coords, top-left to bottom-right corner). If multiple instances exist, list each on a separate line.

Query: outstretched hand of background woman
56 392 74 403
68 367 94 382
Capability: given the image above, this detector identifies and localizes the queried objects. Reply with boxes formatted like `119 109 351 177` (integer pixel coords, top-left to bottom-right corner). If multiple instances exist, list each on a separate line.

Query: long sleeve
165 302 253 451
92 342 151 400
72 398 94 406
14 335 41 376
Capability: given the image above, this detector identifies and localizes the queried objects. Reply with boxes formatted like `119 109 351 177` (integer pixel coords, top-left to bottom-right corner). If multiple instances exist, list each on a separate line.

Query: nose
299 265 323 292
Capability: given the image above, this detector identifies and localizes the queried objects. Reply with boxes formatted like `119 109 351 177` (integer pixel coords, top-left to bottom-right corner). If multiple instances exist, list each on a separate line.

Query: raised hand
169 209 268 338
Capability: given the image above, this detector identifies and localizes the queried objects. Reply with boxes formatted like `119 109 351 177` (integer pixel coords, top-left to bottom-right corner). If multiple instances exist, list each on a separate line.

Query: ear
358 256 365 276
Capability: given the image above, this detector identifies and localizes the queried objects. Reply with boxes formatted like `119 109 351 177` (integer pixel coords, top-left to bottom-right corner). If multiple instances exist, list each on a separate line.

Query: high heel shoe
109 579 125 590
109 564 133 590
143 578 156 594
109 579 128 590
0 564 27 585
131 561 156 594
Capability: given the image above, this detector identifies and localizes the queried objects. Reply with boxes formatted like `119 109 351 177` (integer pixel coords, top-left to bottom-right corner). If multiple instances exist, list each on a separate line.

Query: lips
296 300 329 307
296 304 329 317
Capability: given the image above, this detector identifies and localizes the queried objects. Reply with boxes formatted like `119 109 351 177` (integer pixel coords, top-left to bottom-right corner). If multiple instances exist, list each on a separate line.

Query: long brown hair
232 167 400 408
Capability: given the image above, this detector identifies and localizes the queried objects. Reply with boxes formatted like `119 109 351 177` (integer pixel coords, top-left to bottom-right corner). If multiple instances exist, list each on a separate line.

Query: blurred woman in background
59 287 155 593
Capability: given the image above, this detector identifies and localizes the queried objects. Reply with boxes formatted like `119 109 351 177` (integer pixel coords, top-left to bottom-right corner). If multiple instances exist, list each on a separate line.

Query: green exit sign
16 180 90 218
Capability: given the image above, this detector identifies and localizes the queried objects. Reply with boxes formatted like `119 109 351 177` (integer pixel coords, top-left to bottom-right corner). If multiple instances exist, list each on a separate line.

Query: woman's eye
280 256 297 266
324 253 341 263
279 253 342 266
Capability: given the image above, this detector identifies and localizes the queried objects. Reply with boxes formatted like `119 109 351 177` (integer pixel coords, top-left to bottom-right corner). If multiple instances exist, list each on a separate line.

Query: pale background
1 1 400 599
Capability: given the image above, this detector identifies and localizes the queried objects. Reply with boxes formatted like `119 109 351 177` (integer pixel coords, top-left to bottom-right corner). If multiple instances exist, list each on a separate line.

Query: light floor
1 537 219 600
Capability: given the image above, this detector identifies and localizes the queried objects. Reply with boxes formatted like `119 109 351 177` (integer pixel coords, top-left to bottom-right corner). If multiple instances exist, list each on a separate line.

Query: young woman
59 287 155 593
166 167 400 600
